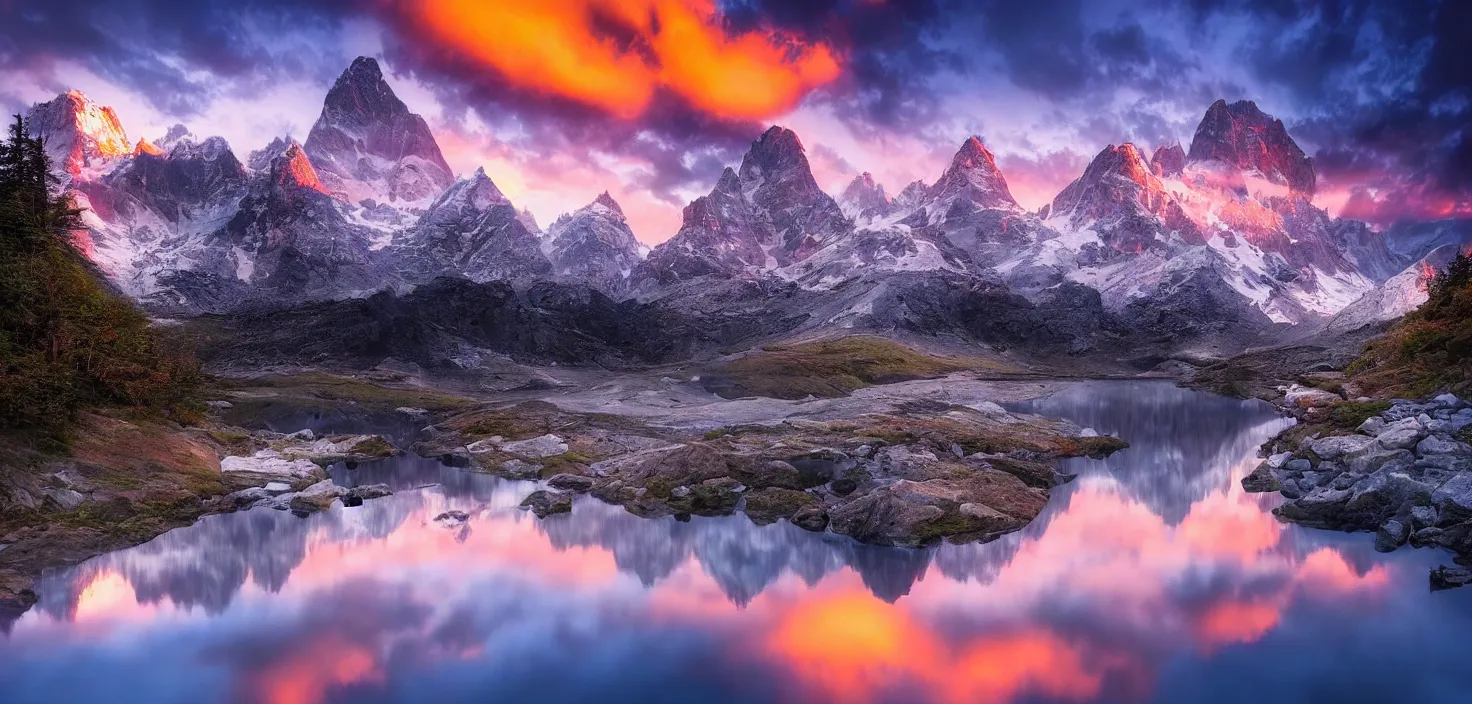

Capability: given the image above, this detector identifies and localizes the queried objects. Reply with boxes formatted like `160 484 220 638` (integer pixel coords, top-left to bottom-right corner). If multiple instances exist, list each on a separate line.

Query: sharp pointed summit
927 136 1017 211
838 172 891 221
1187 99 1315 194
304 56 454 205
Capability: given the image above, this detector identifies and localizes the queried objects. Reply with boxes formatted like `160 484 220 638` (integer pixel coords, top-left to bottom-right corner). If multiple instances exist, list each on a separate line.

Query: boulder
1266 452 1294 468
1417 435 1471 456
1357 417 1387 436
281 434 399 464
1434 393 1463 408
1346 448 1413 475
520 490 572 518
262 481 292 495
1308 435 1375 460
1284 458 1312 473
1273 486 1352 528
1285 385 1340 409
502 434 569 459
743 488 816 524
1411 504 1439 530
1374 520 1409 552
288 480 347 515
670 477 745 515
1342 471 1433 527
1375 423 1425 452
790 504 830 532
224 487 270 509
1241 462 1280 493
1432 474 1472 524
1430 565 1472 591
499 459 542 479
222 450 321 479
547 473 595 492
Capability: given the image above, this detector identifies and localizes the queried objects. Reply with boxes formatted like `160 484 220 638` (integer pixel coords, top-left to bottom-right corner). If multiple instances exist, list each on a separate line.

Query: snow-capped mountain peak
26 90 132 179
925 136 1018 212
303 56 454 205
544 192 643 292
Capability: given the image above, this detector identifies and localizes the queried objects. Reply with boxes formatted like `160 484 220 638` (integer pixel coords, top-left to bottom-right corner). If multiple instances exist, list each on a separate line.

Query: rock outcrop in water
413 393 1126 548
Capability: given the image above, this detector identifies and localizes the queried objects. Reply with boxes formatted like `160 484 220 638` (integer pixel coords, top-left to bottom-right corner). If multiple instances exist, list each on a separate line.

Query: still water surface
4 381 1472 703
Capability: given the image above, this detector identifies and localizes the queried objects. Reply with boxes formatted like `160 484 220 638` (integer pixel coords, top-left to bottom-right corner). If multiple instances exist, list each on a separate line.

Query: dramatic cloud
0 0 1467 240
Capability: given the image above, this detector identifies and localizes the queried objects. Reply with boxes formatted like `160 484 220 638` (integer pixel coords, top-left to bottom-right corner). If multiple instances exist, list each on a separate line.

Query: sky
1 0 1468 244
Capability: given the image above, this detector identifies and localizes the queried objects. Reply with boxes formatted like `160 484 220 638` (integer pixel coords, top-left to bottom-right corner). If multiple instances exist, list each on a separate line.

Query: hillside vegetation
1346 250 1472 398
0 115 200 443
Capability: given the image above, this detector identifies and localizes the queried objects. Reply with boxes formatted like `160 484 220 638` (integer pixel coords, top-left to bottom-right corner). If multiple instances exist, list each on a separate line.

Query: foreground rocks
1245 392 1472 587
417 397 1126 547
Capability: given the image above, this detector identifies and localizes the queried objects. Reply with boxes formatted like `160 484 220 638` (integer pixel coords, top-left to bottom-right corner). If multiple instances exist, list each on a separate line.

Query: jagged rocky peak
304 56 454 204
926 136 1018 211
156 124 196 151
132 139 165 157
1187 99 1315 194
1052 143 1201 248
269 142 327 193
404 166 551 283
1150 143 1186 178
592 190 623 216
544 191 643 291
26 90 132 177
1052 143 1158 214
434 167 510 211
838 172 891 220
735 125 848 256
517 207 541 234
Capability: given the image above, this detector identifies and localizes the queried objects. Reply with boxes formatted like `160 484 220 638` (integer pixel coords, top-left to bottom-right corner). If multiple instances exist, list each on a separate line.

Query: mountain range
27 57 1472 366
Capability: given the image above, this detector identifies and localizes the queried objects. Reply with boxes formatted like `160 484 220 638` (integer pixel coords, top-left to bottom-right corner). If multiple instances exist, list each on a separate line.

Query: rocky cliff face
838 172 892 223
395 168 551 283
543 192 643 292
303 57 454 206
1187 99 1315 195
634 126 851 286
923 136 1019 216
27 91 132 179
1150 144 1186 178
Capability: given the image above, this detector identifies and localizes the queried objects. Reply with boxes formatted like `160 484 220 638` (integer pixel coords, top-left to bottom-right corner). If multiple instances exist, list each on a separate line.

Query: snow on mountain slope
542 192 643 292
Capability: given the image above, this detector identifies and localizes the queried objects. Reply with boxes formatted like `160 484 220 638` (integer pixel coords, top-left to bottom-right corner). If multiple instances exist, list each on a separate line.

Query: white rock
205 400 234 409
221 450 321 478
501 434 569 458
1080 428 1099 437
263 481 293 495
1266 452 1294 468
1308 435 1375 460
287 429 315 441
466 437 504 453
1284 385 1340 409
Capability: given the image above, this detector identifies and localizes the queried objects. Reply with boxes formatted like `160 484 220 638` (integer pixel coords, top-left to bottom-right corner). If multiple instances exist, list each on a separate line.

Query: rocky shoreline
1243 387 1472 588
0 417 407 622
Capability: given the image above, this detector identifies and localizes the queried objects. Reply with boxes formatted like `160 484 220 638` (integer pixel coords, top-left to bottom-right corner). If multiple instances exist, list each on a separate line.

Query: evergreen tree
0 113 199 442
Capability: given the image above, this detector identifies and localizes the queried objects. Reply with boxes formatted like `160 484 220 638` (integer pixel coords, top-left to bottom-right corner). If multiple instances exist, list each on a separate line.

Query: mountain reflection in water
5 381 1472 704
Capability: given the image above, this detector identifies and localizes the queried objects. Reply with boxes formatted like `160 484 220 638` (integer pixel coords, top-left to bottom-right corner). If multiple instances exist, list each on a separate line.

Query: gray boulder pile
1244 393 1472 588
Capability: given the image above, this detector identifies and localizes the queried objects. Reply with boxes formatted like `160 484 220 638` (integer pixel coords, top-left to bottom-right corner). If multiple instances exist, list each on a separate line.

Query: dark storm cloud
0 0 358 116
1181 0 1470 220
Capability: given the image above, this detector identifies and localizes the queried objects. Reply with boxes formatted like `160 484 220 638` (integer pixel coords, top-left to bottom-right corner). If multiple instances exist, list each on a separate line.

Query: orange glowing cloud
398 0 841 121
